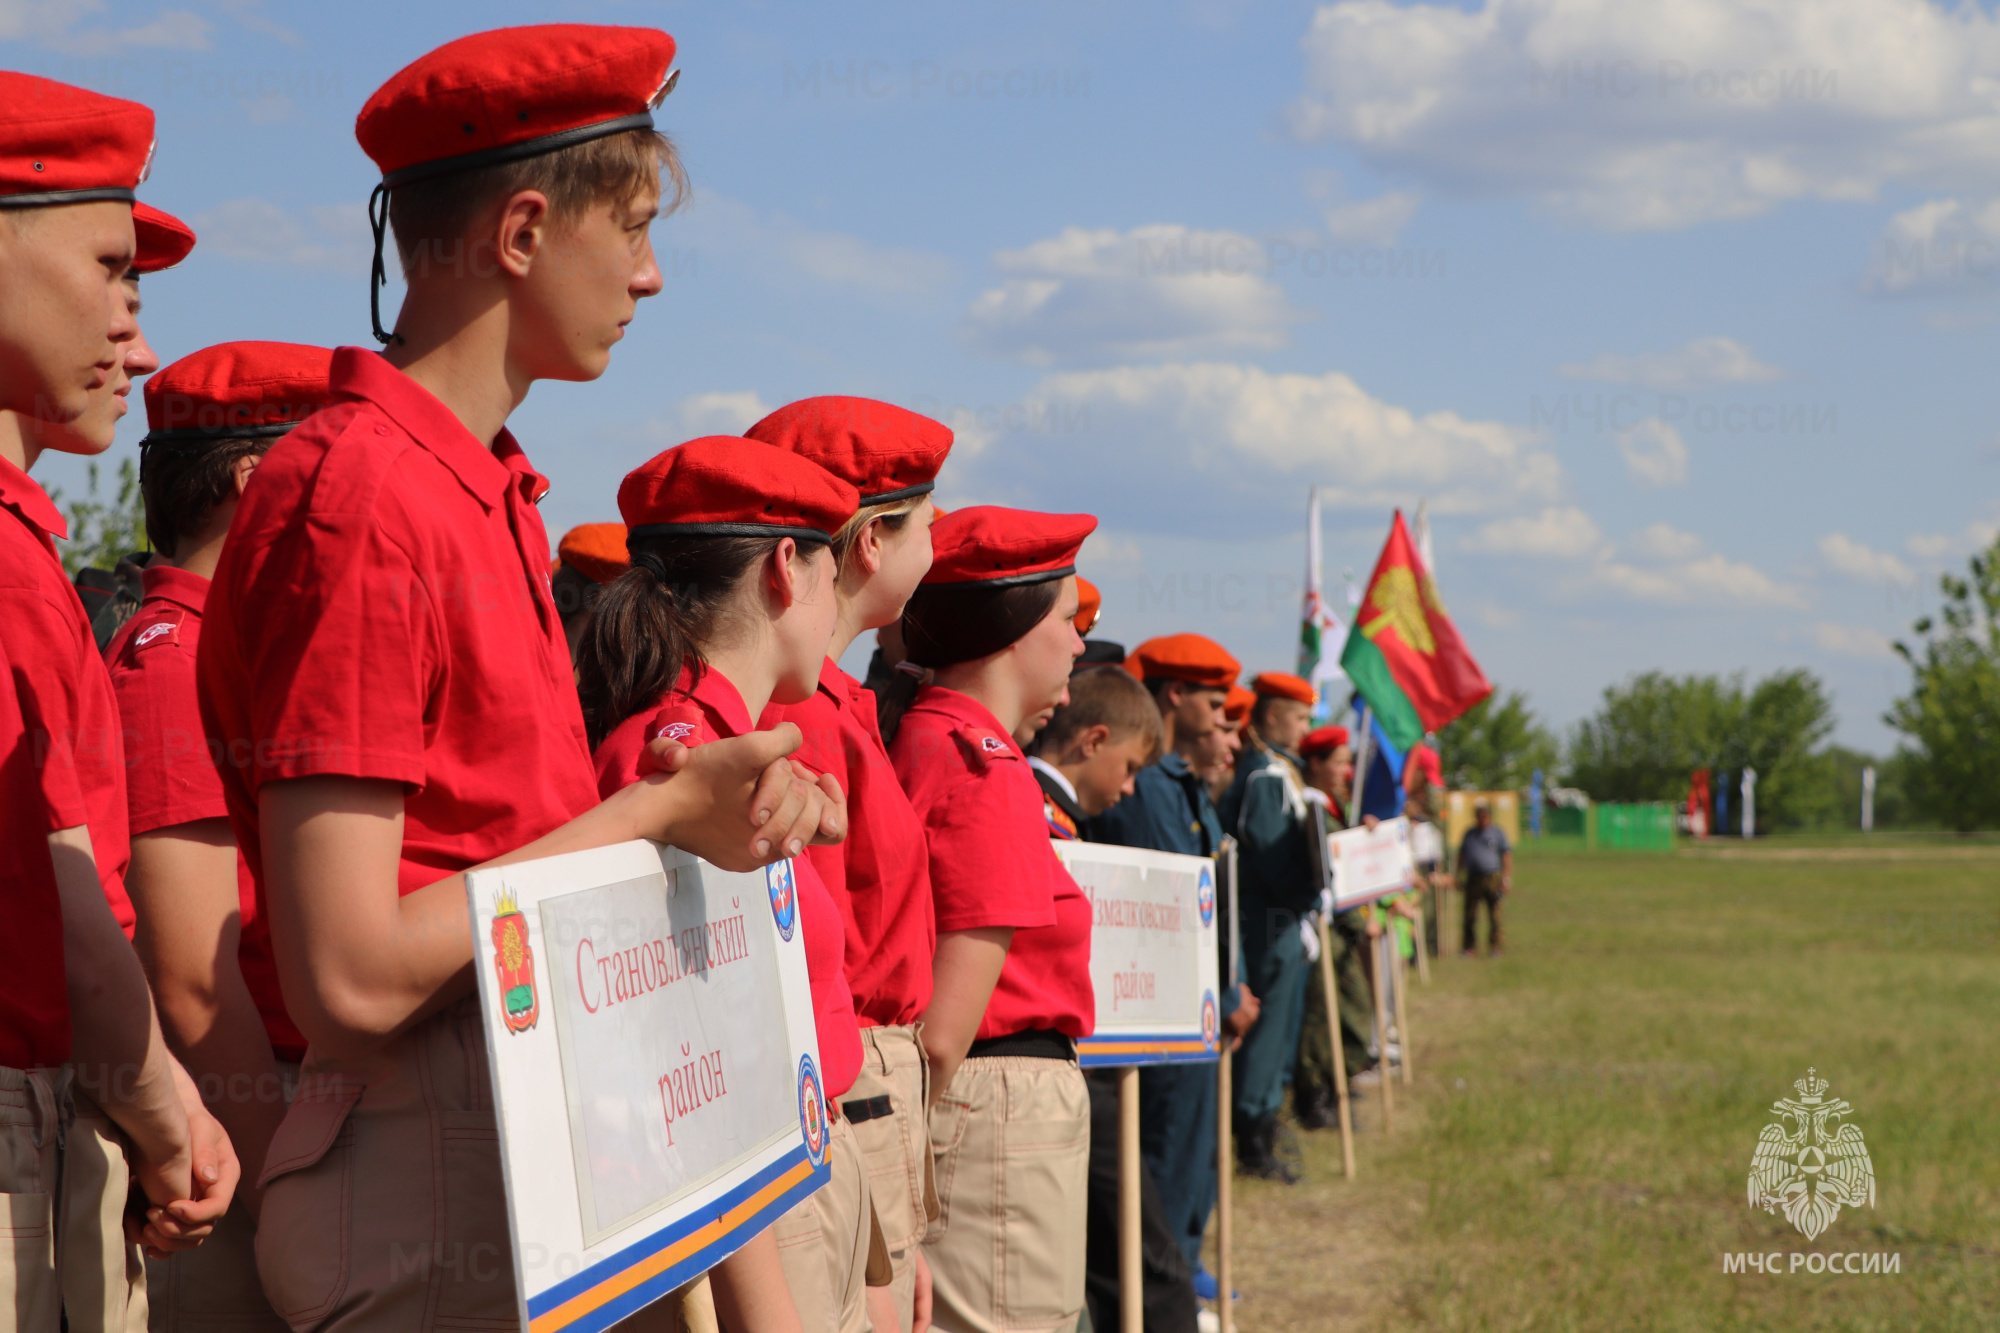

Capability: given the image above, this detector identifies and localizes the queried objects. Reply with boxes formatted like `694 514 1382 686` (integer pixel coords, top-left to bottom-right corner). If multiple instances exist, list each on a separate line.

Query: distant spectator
1458 799 1512 956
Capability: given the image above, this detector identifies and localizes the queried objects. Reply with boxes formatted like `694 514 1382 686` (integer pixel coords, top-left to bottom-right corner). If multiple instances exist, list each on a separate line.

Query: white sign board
467 840 827 1333
1411 820 1444 866
1329 815 1419 908
1054 842 1222 1068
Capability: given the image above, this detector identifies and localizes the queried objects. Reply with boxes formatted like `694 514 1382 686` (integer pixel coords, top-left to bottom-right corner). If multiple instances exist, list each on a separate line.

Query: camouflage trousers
1294 915 1375 1094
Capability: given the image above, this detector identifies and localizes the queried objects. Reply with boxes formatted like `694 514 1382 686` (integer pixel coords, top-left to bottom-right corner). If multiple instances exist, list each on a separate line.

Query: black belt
840 1094 894 1124
965 1028 1076 1062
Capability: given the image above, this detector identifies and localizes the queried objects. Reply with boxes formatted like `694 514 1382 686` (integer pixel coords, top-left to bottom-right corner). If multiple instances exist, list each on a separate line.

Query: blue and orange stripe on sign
1077 1034 1217 1068
526 1148 829 1333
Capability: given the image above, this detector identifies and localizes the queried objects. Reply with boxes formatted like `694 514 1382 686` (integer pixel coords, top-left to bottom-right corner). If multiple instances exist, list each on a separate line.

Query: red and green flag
1339 510 1491 751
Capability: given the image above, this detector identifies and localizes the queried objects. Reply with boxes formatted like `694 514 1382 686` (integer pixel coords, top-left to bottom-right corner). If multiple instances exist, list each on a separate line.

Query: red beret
1405 742 1442 791
1300 725 1350 758
744 397 953 505
357 26 678 186
619 437 858 544
1073 577 1102 635
1123 634 1240 690
0 74 154 208
923 506 1096 586
558 523 630 584
1223 684 1256 723
132 202 195 274
1252 672 1317 706
143 342 333 441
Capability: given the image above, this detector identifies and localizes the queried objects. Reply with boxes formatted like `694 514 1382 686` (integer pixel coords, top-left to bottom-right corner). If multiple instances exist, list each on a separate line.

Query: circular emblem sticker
798 1054 827 1167
1201 989 1219 1053
1197 866 1216 929
767 861 797 943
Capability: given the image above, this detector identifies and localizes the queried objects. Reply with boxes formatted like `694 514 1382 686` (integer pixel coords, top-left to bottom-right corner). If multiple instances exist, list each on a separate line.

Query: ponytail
870 578 1062 745
575 534 781 749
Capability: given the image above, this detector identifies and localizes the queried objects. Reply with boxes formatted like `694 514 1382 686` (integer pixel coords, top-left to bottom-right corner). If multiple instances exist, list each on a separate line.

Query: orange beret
558 523 629 584
1222 684 1256 723
1252 672 1317 706
143 342 333 441
620 437 858 543
1300 725 1349 757
1073 578 1102 635
1123 634 1240 690
744 396 952 505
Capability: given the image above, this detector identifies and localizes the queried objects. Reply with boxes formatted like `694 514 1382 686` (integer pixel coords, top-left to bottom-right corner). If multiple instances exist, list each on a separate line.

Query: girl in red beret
879 504 1097 1333
746 395 951 1333
577 436 876 1333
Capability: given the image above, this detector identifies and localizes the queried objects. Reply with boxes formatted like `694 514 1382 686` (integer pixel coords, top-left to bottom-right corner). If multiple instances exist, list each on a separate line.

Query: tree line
1435 535 2000 833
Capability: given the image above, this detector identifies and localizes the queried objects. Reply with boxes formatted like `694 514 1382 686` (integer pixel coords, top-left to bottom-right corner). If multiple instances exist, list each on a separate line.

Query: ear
1077 722 1112 759
849 514 886 577
767 537 803 610
493 189 552 278
231 452 261 498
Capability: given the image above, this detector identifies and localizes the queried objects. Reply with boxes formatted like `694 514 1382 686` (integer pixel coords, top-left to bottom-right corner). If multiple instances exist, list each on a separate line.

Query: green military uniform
1218 739 1317 1176
1292 906 1374 1123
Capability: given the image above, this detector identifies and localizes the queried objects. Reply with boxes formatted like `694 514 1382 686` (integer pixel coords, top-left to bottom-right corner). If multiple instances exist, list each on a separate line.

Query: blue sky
12 0 1999 756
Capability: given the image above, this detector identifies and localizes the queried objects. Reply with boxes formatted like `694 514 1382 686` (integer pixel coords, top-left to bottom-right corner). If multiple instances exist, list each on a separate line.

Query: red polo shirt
106 564 307 1060
596 664 865 1099
0 455 132 1066
762 660 934 1027
199 348 600 917
889 685 1093 1042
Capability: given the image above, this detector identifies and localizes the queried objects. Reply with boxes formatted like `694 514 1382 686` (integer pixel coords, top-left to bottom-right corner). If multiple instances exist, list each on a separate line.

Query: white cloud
1629 522 1706 562
676 392 772 436
189 198 371 272
1595 551 1806 609
1906 532 1952 560
1811 623 1895 659
1615 418 1689 487
1 0 210 52
965 361 1558 533
1819 533 1915 587
1866 197 2000 296
962 225 1303 366
1323 190 1421 246
1463 506 1605 559
1559 336 1785 390
1902 519 1998 562
676 194 955 301
1287 0 2000 230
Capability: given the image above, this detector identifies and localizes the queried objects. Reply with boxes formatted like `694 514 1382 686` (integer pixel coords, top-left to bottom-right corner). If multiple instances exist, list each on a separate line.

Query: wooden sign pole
1391 927 1413 1086
1119 1067 1143 1333
1372 931 1395 1132
1316 916 1356 1179
1412 899 1432 985
1218 842 1238 1333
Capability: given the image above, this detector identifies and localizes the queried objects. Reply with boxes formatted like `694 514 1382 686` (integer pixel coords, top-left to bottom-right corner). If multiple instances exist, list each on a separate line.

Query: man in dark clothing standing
1089 635 1259 1293
1459 799 1513 955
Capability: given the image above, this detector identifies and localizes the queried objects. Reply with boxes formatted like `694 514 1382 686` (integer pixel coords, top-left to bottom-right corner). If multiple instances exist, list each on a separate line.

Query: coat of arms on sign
1748 1068 1874 1240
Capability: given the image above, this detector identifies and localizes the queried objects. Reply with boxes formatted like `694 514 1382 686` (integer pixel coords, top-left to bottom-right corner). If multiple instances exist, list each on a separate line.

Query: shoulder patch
132 618 179 651
649 701 709 748
951 724 1019 769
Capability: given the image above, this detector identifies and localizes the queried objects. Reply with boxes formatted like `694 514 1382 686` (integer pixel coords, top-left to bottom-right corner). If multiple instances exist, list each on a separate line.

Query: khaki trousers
0 1067 147 1333
774 1116 873 1333
254 999 515 1331
923 1056 1088 1333
842 1026 935 1333
147 1062 298 1332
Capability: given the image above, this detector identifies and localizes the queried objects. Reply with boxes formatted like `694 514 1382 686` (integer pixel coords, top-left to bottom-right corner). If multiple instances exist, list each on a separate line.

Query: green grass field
1218 840 2000 1332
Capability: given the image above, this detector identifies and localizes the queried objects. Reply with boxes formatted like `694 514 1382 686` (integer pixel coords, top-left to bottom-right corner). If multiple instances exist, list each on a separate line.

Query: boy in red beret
1217 672 1324 1181
0 72 237 1324
109 342 336 1330
1091 634 1259 1303
196 28 840 1328
1292 727 1377 1127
